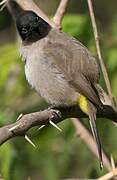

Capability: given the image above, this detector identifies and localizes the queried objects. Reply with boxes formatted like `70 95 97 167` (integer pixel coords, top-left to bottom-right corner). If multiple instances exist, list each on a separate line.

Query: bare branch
15 0 52 25
110 155 116 170
87 0 115 107
0 104 117 146
97 168 117 180
10 0 56 28
0 0 9 11
0 108 62 146
53 0 69 29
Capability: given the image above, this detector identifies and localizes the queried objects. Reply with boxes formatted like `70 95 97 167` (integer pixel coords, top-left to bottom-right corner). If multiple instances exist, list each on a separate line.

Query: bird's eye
36 17 39 21
35 16 40 22
21 27 28 34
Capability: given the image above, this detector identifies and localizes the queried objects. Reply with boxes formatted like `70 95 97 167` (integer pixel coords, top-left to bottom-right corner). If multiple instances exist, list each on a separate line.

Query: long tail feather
89 112 103 169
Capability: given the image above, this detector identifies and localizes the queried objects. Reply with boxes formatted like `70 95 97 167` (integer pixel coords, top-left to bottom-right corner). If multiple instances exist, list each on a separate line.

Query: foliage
0 9 11 30
0 13 117 179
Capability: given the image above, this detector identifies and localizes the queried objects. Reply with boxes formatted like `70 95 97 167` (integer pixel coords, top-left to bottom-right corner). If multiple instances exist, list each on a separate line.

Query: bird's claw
48 108 62 132
48 108 61 120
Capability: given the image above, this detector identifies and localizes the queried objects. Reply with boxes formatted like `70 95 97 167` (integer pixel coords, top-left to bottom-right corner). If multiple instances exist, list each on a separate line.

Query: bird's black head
16 11 51 43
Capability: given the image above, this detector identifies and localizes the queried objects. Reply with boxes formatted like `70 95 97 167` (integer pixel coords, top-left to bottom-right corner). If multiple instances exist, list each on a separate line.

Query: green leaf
62 14 91 45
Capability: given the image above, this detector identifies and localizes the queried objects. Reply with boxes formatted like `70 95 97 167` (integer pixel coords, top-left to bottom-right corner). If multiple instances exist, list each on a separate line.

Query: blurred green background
0 0 117 179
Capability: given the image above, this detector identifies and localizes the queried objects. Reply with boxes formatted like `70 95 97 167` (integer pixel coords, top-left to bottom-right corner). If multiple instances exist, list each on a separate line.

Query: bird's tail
89 108 103 169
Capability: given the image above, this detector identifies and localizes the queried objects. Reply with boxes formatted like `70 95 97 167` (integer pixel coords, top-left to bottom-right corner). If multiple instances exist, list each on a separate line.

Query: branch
7 0 69 30
0 104 117 146
53 0 69 29
0 107 77 145
87 0 115 107
0 108 62 145
97 168 117 180
8 0 56 28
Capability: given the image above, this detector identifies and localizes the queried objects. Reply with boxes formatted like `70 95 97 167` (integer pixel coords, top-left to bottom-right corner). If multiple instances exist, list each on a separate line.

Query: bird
15 10 104 167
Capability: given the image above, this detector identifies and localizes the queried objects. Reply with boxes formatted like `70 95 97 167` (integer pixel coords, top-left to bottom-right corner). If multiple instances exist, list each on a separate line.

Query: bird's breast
20 42 78 105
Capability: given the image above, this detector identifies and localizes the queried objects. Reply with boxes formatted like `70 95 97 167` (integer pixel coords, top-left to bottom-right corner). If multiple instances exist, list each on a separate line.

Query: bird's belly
25 56 77 105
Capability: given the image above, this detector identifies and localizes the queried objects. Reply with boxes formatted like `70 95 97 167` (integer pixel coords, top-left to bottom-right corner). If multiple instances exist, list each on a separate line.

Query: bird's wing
70 73 101 106
44 30 101 106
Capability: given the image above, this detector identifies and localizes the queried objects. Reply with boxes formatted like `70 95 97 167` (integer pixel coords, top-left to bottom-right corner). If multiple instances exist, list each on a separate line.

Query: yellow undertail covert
77 95 88 114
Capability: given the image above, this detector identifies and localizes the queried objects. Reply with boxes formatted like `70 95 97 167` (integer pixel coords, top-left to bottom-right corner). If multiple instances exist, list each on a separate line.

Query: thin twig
87 0 115 107
72 118 111 171
110 155 116 170
0 0 9 11
53 0 69 29
97 168 117 180
9 0 56 28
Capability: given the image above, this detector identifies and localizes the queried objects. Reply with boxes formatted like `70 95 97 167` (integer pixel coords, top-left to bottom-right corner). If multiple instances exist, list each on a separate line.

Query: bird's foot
48 108 62 132
48 107 61 119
